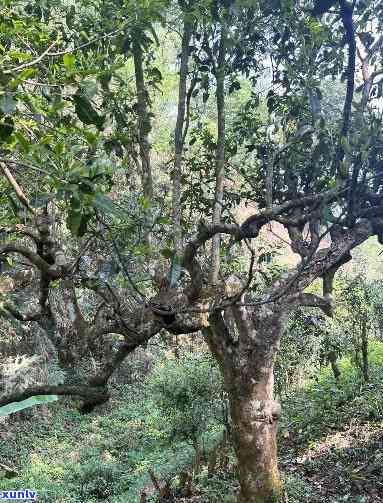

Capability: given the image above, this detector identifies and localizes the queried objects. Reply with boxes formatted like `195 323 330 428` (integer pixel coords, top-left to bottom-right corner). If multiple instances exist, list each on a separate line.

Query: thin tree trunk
132 38 153 203
208 444 218 477
192 438 203 476
210 24 227 285
265 152 275 211
353 322 362 371
172 16 192 253
328 350 341 382
361 315 369 382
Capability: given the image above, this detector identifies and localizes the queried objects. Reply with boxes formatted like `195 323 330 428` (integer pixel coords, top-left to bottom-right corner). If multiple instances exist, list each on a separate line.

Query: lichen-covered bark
230 383 282 503
207 305 285 502
50 280 89 366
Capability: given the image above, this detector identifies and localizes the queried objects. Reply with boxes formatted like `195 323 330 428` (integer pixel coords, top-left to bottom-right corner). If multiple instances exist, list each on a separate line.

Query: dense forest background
1 0 383 502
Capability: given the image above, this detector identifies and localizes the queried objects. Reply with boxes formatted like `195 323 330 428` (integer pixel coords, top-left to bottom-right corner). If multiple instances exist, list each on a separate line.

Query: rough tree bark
50 280 89 366
206 303 285 502
2 172 383 503
202 218 380 502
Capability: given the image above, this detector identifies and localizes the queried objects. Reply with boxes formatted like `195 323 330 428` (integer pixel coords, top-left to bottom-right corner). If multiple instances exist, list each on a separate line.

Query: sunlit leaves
63 53 75 71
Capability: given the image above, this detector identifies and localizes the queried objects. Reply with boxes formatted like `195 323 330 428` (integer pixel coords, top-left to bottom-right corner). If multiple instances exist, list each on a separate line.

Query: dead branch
0 163 35 213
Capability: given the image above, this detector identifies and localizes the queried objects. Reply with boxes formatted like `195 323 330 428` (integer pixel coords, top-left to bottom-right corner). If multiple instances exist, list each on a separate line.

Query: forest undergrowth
1 342 383 503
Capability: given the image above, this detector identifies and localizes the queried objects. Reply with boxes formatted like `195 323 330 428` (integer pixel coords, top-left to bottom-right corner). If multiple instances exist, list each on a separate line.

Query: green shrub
147 352 225 445
280 340 383 443
67 462 123 501
283 474 322 502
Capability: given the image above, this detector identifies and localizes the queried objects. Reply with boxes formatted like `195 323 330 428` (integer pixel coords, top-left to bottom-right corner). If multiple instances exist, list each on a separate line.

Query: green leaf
63 53 75 71
13 131 31 153
73 94 105 130
138 196 150 210
160 248 173 259
6 257 14 267
18 68 37 81
93 194 124 217
0 395 58 417
67 209 88 236
81 78 98 98
0 117 14 143
322 206 336 224
156 216 171 225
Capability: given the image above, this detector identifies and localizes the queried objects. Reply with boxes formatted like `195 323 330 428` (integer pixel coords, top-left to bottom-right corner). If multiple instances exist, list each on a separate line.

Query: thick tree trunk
50 280 88 366
207 305 285 502
229 368 282 503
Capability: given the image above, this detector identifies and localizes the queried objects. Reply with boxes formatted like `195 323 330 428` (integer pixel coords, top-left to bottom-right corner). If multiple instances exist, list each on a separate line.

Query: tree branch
4 41 57 74
210 22 227 285
172 12 193 253
335 0 356 180
287 292 333 316
0 163 35 213
1 303 44 322
0 244 51 273
182 222 239 300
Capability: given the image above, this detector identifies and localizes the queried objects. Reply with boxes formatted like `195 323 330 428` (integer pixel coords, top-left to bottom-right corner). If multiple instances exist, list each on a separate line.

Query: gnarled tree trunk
229 366 282 503
50 280 89 366
206 303 285 502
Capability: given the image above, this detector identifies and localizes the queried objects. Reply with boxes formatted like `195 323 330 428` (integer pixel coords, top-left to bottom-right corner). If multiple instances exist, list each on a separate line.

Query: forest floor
0 343 383 502
162 416 383 503
280 418 383 502
170 343 383 503
276 344 383 503
166 419 383 503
